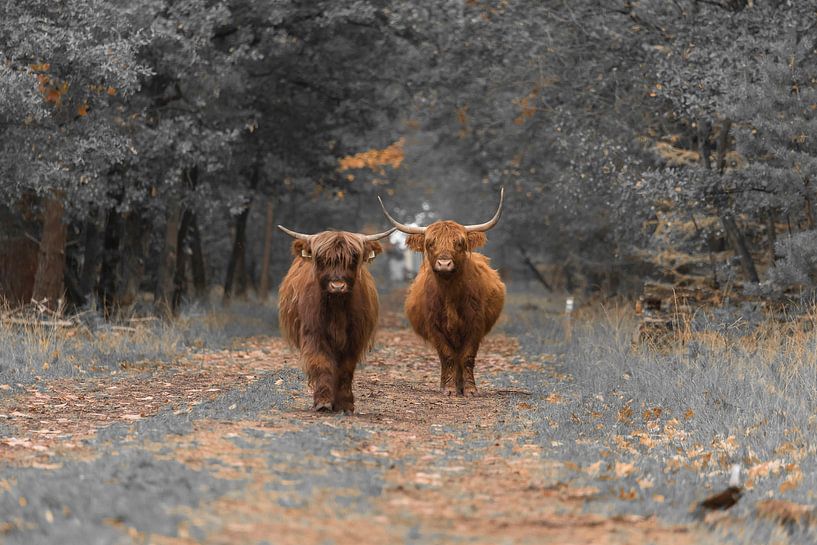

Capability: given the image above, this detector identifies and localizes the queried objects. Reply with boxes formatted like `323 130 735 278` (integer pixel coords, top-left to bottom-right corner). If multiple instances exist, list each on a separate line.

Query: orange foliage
32 67 69 107
513 88 539 125
28 63 117 112
338 138 405 175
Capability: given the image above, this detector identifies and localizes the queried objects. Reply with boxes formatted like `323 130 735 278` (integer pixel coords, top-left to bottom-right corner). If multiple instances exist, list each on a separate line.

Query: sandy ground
0 313 709 545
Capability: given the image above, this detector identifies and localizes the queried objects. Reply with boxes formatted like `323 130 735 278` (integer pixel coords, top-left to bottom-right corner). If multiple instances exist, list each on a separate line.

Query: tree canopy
1 0 816 311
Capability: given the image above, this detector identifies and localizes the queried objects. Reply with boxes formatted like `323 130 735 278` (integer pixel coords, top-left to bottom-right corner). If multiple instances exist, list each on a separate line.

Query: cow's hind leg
303 350 336 411
334 359 356 414
454 360 465 396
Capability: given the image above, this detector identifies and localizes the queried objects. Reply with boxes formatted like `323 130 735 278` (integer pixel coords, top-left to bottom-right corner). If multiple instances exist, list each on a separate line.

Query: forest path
0 318 704 544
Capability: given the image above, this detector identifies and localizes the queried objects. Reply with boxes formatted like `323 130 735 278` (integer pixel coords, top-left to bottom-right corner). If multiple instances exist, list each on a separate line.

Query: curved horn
377 196 426 234
464 187 504 232
277 225 314 240
361 227 396 242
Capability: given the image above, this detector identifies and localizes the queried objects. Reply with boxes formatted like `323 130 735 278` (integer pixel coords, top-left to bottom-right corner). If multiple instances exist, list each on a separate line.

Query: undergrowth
0 299 278 389
505 297 817 544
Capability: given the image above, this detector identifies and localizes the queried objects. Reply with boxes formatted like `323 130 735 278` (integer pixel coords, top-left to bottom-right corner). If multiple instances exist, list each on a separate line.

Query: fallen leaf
585 460 603 477
562 486 599 499
747 459 784 481
545 393 564 404
756 499 815 527
615 461 636 478
780 468 803 493
642 407 662 421
619 488 638 500
637 477 654 489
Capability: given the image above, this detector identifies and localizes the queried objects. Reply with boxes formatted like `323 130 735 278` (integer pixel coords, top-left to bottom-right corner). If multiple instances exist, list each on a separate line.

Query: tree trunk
696 119 713 170
767 208 777 264
715 118 732 175
721 213 760 283
98 208 123 316
116 210 146 309
517 244 553 292
223 160 259 305
803 178 816 229
79 213 102 302
223 206 250 305
32 195 67 309
172 209 194 313
189 213 207 300
154 202 181 317
63 251 85 309
713 118 760 283
258 198 276 301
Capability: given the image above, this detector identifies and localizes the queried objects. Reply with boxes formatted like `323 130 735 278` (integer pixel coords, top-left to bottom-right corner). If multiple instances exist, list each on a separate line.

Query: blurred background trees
1 0 815 315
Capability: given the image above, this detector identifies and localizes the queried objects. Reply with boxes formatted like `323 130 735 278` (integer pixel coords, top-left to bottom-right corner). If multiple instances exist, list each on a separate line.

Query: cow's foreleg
462 354 477 397
435 347 457 396
442 356 457 396
334 359 356 414
303 348 336 411
459 343 480 397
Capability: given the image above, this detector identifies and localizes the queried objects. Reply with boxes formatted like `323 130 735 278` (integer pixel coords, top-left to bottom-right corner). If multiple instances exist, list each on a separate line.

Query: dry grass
0 300 278 388
505 298 817 543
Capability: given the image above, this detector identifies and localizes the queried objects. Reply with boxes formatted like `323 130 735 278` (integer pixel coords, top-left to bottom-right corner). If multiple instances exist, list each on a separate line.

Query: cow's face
292 232 383 295
406 221 486 278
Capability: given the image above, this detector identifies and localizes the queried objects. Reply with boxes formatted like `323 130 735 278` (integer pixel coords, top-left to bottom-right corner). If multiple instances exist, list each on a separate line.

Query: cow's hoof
442 386 458 397
314 401 334 412
463 386 478 397
336 401 355 414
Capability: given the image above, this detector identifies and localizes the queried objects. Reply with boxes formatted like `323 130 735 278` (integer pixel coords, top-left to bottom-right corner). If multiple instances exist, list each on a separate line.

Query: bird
693 464 743 519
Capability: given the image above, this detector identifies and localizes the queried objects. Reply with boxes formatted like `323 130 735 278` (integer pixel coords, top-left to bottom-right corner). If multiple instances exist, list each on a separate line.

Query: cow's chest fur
431 290 480 348
318 297 365 359
324 305 350 351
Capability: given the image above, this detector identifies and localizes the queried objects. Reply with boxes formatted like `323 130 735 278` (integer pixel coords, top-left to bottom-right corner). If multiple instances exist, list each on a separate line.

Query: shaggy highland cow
278 226 393 413
379 189 506 397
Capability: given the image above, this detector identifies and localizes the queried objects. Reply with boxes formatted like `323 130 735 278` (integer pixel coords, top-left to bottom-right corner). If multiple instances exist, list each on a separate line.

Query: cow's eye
457 238 466 250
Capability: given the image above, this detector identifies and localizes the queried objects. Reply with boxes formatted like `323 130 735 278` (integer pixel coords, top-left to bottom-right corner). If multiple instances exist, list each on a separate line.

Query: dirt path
0 323 707 545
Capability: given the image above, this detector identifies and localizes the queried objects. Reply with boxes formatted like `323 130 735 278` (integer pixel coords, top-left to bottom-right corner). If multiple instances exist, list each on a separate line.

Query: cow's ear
292 239 312 259
467 232 487 250
406 234 425 252
364 241 383 262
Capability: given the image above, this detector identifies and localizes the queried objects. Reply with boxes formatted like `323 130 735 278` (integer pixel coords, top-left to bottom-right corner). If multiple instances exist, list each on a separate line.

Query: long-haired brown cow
379 189 506 397
278 225 393 413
